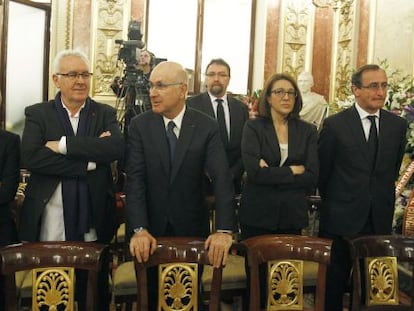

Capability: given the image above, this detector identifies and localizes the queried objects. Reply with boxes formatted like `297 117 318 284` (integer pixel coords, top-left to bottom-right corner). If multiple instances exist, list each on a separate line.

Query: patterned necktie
367 115 378 169
166 121 177 162
216 98 228 145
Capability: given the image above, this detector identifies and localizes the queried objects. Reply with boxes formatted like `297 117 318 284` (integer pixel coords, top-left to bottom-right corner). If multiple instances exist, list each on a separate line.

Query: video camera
115 20 145 66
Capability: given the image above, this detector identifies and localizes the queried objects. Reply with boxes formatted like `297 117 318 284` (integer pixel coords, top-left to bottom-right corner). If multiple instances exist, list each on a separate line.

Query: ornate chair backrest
0 241 109 311
242 234 332 311
134 237 223 311
349 234 414 310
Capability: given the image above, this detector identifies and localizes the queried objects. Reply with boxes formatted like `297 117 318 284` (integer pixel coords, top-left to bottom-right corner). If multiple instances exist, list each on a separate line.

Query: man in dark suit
125 61 235 309
0 129 20 246
318 64 407 311
20 49 124 310
187 58 249 194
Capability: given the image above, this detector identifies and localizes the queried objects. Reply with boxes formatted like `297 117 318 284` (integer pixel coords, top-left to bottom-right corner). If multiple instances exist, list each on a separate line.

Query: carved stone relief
280 0 313 78
91 0 131 100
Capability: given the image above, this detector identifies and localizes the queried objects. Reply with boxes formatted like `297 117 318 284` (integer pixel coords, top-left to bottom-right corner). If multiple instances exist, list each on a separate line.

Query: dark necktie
216 99 228 145
367 115 378 169
166 121 177 162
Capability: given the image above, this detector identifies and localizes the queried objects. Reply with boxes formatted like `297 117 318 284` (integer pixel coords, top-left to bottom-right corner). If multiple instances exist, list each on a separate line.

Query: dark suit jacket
0 130 20 246
318 105 407 236
187 93 249 193
19 97 125 243
125 107 235 238
239 117 318 231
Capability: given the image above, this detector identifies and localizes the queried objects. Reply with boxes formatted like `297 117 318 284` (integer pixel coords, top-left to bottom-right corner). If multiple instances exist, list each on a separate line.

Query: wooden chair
134 236 224 311
241 234 332 311
349 234 414 310
0 241 109 311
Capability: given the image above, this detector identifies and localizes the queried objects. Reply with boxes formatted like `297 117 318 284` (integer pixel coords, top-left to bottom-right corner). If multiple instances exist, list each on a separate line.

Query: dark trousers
240 224 302 309
319 214 375 311
146 223 205 311
75 247 110 311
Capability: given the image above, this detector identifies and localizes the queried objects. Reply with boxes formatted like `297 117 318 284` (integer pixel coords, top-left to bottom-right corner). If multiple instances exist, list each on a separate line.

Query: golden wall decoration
365 256 399 306
91 0 131 101
330 0 356 105
267 259 303 310
279 0 313 78
159 263 198 311
32 267 75 311
49 0 74 97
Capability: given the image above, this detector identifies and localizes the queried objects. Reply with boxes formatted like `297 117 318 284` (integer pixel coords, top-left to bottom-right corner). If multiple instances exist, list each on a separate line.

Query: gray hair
53 49 90 74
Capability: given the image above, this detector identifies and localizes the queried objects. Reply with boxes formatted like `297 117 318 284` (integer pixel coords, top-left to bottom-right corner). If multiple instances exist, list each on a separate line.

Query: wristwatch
133 227 146 234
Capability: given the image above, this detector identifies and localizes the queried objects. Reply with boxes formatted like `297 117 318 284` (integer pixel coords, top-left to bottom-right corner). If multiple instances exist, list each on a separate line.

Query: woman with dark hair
239 73 319 307
240 73 319 239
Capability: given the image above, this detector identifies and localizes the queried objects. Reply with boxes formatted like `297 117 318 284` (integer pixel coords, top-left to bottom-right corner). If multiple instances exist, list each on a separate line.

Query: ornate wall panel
278 0 315 79
330 0 357 107
90 0 131 102
49 0 74 97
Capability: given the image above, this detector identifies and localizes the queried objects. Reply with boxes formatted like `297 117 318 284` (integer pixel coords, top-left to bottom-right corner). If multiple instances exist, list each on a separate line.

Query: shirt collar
60 100 85 118
208 92 228 105
355 102 380 120
163 105 186 130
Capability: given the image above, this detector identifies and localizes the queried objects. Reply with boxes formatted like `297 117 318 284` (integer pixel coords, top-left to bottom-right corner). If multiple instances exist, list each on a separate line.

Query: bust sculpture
297 71 328 130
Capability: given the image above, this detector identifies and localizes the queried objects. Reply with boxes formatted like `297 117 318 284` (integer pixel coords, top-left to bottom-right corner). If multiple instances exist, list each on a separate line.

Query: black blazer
239 117 318 231
187 93 249 192
125 107 235 238
318 105 407 236
0 130 20 246
19 98 125 243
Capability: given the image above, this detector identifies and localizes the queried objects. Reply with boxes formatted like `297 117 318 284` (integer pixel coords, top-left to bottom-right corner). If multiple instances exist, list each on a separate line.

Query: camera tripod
114 69 150 139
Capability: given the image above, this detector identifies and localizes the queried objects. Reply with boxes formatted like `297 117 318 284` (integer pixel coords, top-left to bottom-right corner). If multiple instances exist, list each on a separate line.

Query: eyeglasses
270 89 297 98
360 82 388 91
205 72 229 78
56 72 93 80
149 82 183 91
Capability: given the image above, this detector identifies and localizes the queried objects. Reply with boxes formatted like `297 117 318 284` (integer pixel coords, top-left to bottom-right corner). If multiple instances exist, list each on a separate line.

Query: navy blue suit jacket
0 130 20 246
240 117 318 231
125 107 235 238
187 93 249 192
318 105 407 236
20 98 125 243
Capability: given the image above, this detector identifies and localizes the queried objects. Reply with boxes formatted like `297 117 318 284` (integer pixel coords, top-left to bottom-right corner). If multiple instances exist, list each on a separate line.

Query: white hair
53 49 90 74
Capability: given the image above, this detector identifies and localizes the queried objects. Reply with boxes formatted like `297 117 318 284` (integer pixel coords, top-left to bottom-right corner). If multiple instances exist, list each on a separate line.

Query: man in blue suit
125 61 235 309
318 64 407 311
187 58 249 194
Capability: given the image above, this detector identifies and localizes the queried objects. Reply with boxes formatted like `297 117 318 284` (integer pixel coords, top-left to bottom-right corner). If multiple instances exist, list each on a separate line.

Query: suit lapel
263 119 281 162
347 106 370 162
86 99 97 136
287 120 299 163
375 109 389 169
170 110 195 183
227 98 238 146
150 115 170 177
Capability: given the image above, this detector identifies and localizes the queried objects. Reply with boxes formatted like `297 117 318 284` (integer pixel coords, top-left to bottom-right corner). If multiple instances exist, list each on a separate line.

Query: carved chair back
242 234 332 311
0 241 109 311
134 237 223 311
349 234 414 310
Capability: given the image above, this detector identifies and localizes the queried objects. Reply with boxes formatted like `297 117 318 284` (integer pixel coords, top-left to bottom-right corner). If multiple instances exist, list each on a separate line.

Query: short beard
210 84 224 96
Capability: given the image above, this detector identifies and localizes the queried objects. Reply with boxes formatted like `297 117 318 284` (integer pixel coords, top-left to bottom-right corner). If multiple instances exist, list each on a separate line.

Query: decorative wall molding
49 0 74 97
91 0 131 101
278 0 314 78
330 0 356 106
